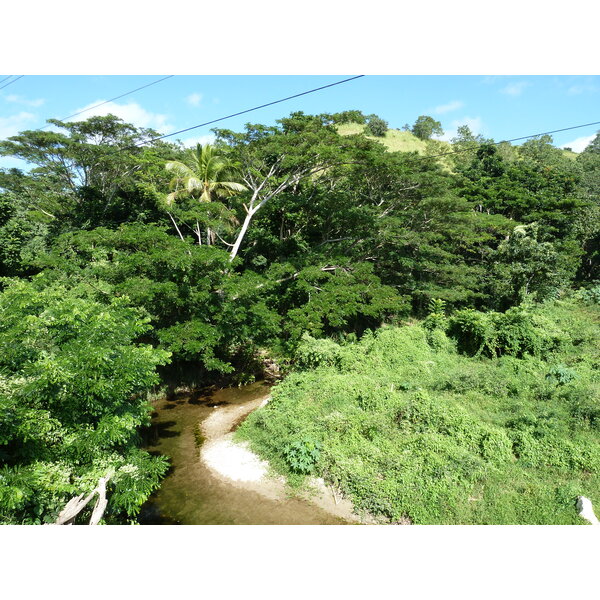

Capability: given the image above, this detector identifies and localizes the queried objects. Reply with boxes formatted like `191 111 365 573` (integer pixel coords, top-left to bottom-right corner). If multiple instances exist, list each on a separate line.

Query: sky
1 74 599 170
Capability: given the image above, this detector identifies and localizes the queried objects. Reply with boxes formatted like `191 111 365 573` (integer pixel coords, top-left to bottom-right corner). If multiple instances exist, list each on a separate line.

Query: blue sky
1 75 599 169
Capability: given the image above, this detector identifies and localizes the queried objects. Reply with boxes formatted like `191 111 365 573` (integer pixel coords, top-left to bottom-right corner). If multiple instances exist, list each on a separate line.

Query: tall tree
215 112 375 263
164 143 246 245
0 115 178 230
165 143 246 205
411 115 444 140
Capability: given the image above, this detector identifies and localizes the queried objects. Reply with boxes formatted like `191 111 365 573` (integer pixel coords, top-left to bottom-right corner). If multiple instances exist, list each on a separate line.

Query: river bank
199 389 360 522
139 382 362 525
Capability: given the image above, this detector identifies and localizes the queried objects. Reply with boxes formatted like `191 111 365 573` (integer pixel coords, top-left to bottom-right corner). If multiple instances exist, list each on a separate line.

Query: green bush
0 280 170 524
237 296 600 524
295 333 342 370
366 115 389 137
448 307 566 358
282 438 322 474
581 284 600 304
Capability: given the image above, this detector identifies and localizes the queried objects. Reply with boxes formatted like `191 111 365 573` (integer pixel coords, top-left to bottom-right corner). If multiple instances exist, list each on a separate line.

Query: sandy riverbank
199 393 362 523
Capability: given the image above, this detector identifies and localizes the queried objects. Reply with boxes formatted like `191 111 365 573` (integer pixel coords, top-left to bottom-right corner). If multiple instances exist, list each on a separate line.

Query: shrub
581 284 600 304
238 296 600 524
448 307 566 358
282 437 322 474
295 333 342 370
0 280 170 524
366 115 389 137
546 364 577 386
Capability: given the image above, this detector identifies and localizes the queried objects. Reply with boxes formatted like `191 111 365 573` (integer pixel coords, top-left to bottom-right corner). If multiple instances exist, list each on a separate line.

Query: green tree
0 115 179 231
36 224 281 378
165 143 246 205
365 114 388 137
164 143 246 245
574 132 600 281
411 115 444 140
488 223 569 306
0 280 170 524
215 112 373 262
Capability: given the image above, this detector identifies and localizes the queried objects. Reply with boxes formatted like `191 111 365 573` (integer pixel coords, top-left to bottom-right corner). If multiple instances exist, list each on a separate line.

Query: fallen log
54 475 111 525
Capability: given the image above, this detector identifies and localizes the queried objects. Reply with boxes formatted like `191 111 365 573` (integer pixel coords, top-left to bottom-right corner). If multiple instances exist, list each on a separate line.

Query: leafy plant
282 438 322 474
366 115 388 137
546 364 577 386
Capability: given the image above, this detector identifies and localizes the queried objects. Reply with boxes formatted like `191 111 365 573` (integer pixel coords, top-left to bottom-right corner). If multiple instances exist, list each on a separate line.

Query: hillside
237 293 600 524
337 122 455 170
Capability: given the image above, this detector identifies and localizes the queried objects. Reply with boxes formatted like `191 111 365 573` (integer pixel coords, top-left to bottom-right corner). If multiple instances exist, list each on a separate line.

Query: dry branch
54 475 111 525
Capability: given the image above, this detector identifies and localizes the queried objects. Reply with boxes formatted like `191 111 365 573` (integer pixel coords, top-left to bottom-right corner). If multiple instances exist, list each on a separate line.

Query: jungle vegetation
0 110 598 523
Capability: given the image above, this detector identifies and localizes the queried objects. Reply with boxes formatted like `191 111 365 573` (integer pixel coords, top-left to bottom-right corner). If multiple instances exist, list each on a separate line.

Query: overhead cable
0 75 24 91
412 120 600 162
132 75 366 147
39 75 175 129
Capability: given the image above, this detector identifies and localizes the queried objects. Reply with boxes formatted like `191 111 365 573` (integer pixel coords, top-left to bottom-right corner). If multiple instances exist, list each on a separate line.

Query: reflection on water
138 382 348 525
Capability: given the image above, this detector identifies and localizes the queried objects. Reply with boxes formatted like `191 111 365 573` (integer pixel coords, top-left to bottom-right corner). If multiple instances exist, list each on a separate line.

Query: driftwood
54 475 111 525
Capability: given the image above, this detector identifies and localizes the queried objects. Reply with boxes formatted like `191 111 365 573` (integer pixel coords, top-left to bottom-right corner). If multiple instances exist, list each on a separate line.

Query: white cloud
4 94 45 107
436 116 484 142
179 134 216 148
567 83 598 95
560 134 596 153
500 81 530 96
433 100 464 115
67 100 174 133
186 93 203 107
0 111 37 140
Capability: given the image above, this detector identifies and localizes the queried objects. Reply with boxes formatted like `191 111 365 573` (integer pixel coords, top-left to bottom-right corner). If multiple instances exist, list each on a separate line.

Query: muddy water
138 382 348 525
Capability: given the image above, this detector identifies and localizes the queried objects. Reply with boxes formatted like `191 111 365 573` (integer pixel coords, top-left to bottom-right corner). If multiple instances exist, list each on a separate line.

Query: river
138 382 350 525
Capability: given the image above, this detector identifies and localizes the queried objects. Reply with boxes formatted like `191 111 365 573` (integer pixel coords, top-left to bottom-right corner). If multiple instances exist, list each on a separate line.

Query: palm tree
165 143 246 205
164 143 247 246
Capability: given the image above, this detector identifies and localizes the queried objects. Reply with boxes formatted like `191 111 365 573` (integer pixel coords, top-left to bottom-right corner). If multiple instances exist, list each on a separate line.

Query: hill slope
237 293 600 524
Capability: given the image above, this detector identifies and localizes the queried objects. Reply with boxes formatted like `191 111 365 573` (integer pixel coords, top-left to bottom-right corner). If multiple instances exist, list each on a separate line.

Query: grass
337 123 455 171
236 293 600 524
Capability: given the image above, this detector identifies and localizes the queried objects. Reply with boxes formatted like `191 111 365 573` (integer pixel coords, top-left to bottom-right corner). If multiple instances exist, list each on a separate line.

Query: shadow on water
138 500 181 525
139 381 350 525
153 421 180 439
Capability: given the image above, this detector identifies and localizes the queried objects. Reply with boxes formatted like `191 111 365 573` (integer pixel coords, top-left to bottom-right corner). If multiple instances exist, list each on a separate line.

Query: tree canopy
411 115 444 140
1 109 599 524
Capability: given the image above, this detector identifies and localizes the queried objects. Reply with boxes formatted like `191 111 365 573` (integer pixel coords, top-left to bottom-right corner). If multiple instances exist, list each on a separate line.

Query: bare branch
54 474 112 525
167 211 186 243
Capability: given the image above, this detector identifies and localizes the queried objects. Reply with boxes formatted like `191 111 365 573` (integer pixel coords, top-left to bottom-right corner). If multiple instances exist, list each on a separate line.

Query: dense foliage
0 280 170 523
411 115 444 140
1 108 599 524
238 295 600 524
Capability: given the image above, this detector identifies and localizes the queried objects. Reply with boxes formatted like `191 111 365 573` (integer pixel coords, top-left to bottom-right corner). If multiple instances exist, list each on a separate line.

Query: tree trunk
196 220 202 245
229 208 255 262
167 212 185 243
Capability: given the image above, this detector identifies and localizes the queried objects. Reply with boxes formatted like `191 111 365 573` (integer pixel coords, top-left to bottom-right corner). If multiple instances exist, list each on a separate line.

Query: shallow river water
138 382 349 525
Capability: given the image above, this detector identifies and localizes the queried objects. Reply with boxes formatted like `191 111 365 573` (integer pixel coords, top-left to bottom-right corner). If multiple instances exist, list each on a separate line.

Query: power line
0 75 24 91
411 120 600 162
13 75 365 159
20 72 596 169
39 75 175 129
132 75 366 147
0 75 14 85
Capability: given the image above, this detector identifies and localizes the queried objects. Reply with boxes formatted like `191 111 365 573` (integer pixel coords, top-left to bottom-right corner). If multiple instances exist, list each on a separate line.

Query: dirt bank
200 393 362 522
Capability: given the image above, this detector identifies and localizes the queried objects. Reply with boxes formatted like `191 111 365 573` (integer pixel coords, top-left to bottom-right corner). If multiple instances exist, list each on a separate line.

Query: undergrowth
236 295 600 524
